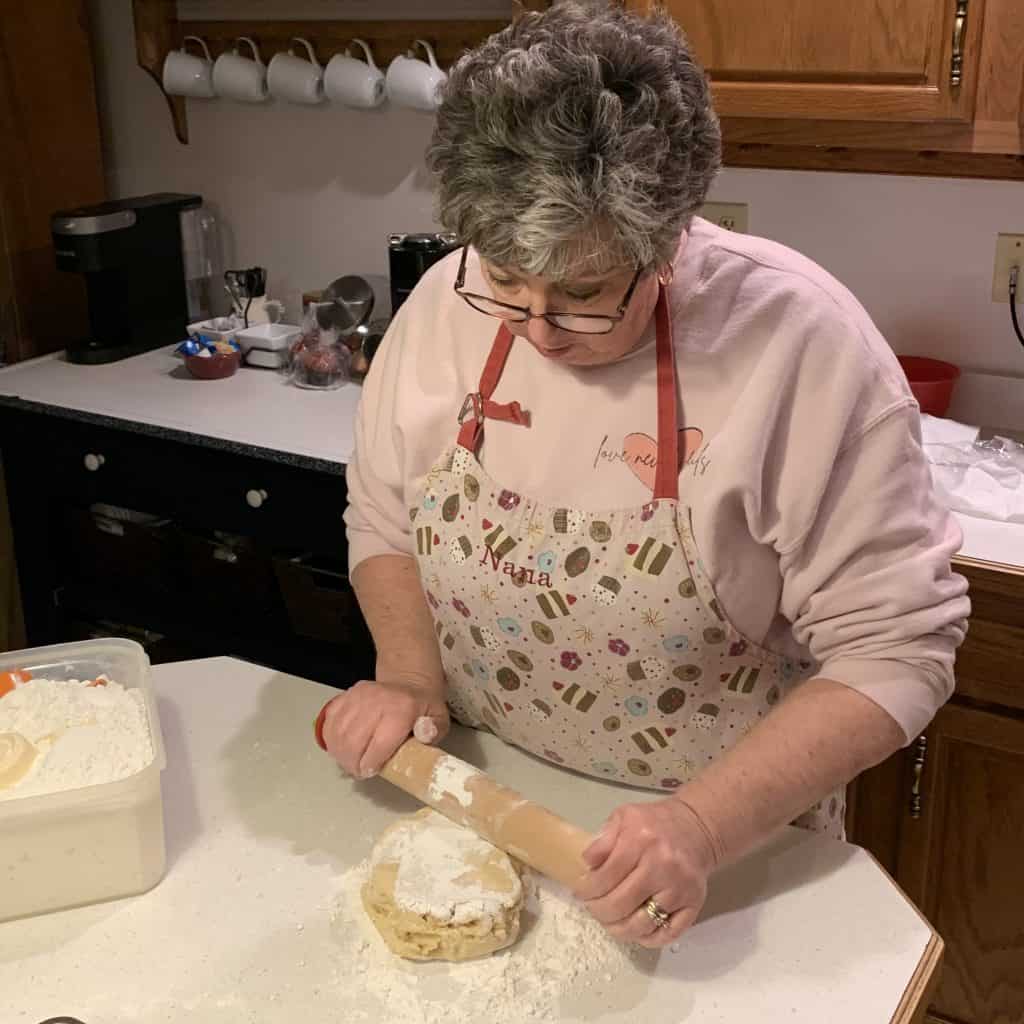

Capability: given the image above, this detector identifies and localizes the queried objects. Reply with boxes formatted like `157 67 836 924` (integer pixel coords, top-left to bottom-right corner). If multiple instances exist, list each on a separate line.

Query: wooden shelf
133 0 188 144
177 19 508 69
131 0 513 144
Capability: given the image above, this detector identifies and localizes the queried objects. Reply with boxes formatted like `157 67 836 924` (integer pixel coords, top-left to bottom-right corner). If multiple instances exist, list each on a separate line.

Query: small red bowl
184 351 241 380
897 356 961 417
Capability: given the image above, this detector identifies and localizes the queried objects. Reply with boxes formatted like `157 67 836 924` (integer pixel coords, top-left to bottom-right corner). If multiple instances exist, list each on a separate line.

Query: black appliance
51 193 202 364
388 232 459 315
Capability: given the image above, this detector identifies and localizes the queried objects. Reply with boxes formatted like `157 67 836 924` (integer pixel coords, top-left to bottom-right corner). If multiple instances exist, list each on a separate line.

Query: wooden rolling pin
378 738 594 891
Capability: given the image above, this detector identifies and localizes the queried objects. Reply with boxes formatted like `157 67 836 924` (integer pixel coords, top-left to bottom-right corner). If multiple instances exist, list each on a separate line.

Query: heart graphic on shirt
504 702 514 711
623 428 705 490
482 518 493 530
720 673 730 682
626 543 639 555
433 534 440 545
665 727 676 737
566 594 577 605
553 681 565 690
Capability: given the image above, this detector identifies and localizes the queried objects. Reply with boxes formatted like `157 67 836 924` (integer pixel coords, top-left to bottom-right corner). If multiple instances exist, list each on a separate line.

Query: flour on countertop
0 677 153 800
373 810 521 924
427 755 482 808
332 860 644 1023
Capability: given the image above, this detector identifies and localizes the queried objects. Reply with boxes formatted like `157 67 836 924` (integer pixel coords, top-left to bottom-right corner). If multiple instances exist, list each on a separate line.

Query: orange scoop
0 669 31 698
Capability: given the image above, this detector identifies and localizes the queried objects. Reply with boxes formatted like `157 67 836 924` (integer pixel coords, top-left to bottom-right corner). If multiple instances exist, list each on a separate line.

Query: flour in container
0 676 154 800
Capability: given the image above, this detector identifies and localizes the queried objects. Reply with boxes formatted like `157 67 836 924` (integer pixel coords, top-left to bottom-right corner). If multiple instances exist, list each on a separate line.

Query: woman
320 2 969 948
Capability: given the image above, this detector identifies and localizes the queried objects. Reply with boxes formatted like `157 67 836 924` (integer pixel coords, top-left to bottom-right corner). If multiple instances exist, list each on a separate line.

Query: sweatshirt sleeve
778 405 971 743
344 310 416 572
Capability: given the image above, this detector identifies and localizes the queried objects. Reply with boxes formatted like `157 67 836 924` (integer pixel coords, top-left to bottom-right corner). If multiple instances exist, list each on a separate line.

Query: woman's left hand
575 797 719 947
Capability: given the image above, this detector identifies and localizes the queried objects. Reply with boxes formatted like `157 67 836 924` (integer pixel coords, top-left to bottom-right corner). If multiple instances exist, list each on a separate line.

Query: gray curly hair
426 1 721 279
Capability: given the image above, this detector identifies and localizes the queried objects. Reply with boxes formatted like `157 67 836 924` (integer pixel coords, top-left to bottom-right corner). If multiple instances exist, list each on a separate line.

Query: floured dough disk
361 808 524 961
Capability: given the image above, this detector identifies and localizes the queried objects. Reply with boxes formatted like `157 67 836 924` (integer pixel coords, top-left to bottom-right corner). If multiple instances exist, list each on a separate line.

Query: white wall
90 1 1024 386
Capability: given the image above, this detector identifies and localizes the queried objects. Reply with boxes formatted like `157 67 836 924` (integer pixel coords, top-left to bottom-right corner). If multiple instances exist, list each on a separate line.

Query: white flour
427 755 482 808
332 860 644 1023
0 676 153 801
374 810 521 924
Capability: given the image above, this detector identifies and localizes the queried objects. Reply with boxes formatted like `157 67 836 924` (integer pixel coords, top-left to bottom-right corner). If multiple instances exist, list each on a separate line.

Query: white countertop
3 347 1020 569
0 657 933 1024
952 511 1024 571
0 347 360 468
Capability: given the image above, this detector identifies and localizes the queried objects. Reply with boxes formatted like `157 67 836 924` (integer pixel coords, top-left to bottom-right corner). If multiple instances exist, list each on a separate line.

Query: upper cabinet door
628 0 988 123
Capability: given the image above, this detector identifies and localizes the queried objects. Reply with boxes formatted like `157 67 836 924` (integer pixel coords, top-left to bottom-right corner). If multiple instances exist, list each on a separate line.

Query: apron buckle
458 392 484 426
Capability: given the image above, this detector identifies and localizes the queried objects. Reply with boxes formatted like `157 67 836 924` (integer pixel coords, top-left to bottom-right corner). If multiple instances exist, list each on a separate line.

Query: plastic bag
926 434 1024 523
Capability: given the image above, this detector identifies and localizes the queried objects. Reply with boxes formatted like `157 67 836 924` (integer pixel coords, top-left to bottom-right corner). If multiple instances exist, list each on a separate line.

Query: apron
410 289 845 839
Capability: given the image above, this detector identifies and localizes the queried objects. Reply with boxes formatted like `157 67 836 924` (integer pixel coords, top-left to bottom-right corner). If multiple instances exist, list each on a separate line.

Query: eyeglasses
453 246 644 335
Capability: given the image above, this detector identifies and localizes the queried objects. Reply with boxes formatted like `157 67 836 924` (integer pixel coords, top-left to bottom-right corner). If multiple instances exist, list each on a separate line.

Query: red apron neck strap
653 286 680 501
457 323 531 453
456 303 677 495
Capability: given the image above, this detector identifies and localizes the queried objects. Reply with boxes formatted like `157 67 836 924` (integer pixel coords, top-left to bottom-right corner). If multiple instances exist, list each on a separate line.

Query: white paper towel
920 413 980 446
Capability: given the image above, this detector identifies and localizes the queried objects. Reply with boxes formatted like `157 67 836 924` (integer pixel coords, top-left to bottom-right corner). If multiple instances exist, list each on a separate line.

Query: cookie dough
361 808 524 961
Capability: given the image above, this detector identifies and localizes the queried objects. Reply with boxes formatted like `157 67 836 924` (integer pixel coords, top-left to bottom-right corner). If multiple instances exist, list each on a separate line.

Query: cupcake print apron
411 289 844 838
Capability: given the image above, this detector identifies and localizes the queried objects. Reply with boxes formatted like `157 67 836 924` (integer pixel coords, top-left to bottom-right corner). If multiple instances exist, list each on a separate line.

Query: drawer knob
246 488 269 509
83 453 106 472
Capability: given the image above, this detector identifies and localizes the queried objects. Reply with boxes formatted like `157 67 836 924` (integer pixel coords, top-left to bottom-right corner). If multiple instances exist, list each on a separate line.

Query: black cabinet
0 404 373 686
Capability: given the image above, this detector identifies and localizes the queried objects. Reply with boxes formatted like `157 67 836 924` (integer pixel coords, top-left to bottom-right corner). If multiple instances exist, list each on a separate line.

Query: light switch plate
992 233 1024 303
700 202 749 233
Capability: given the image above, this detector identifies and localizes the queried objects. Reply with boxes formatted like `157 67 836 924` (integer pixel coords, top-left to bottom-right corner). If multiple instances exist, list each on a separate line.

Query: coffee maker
52 193 203 364
388 232 460 315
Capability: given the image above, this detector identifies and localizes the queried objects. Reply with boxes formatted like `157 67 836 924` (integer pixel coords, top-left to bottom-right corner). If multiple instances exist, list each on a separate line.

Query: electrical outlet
993 234 1024 303
700 202 749 233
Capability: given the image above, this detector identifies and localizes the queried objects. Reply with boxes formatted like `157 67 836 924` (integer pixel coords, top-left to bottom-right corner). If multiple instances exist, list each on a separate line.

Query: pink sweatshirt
345 218 970 743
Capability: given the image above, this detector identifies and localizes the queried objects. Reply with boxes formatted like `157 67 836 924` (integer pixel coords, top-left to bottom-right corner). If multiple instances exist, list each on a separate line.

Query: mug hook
183 35 212 61
290 37 320 68
345 38 377 69
235 36 262 63
411 39 439 69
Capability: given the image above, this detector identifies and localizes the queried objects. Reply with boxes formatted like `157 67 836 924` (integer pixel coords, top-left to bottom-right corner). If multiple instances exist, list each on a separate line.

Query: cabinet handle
950 0 969 89
83 453 106 472
909 734 928 819
246 488 269 509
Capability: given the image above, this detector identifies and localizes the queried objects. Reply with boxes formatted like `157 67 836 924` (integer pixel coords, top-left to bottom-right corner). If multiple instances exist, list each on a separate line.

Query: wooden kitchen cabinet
904 704 1024 1024
629 0 985 123
847 558 1024 1024
627 0 1024 179
0 0 106 362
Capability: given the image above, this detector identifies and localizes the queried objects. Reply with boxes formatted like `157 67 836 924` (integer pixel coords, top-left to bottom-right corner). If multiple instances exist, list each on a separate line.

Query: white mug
385 39 447 112
324 39 385 109
267 37 324 105
213 37 268 103
162 36 215 98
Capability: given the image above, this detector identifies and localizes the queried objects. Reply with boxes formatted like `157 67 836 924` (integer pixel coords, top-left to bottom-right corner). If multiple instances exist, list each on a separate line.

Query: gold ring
645 898 671 928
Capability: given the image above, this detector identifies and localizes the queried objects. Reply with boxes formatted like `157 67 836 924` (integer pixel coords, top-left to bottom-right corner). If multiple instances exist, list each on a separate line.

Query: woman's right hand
319 678 450 779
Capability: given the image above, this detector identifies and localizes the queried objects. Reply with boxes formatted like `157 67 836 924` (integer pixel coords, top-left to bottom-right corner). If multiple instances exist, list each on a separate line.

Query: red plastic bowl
184 351 241 380
897 356 961 416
